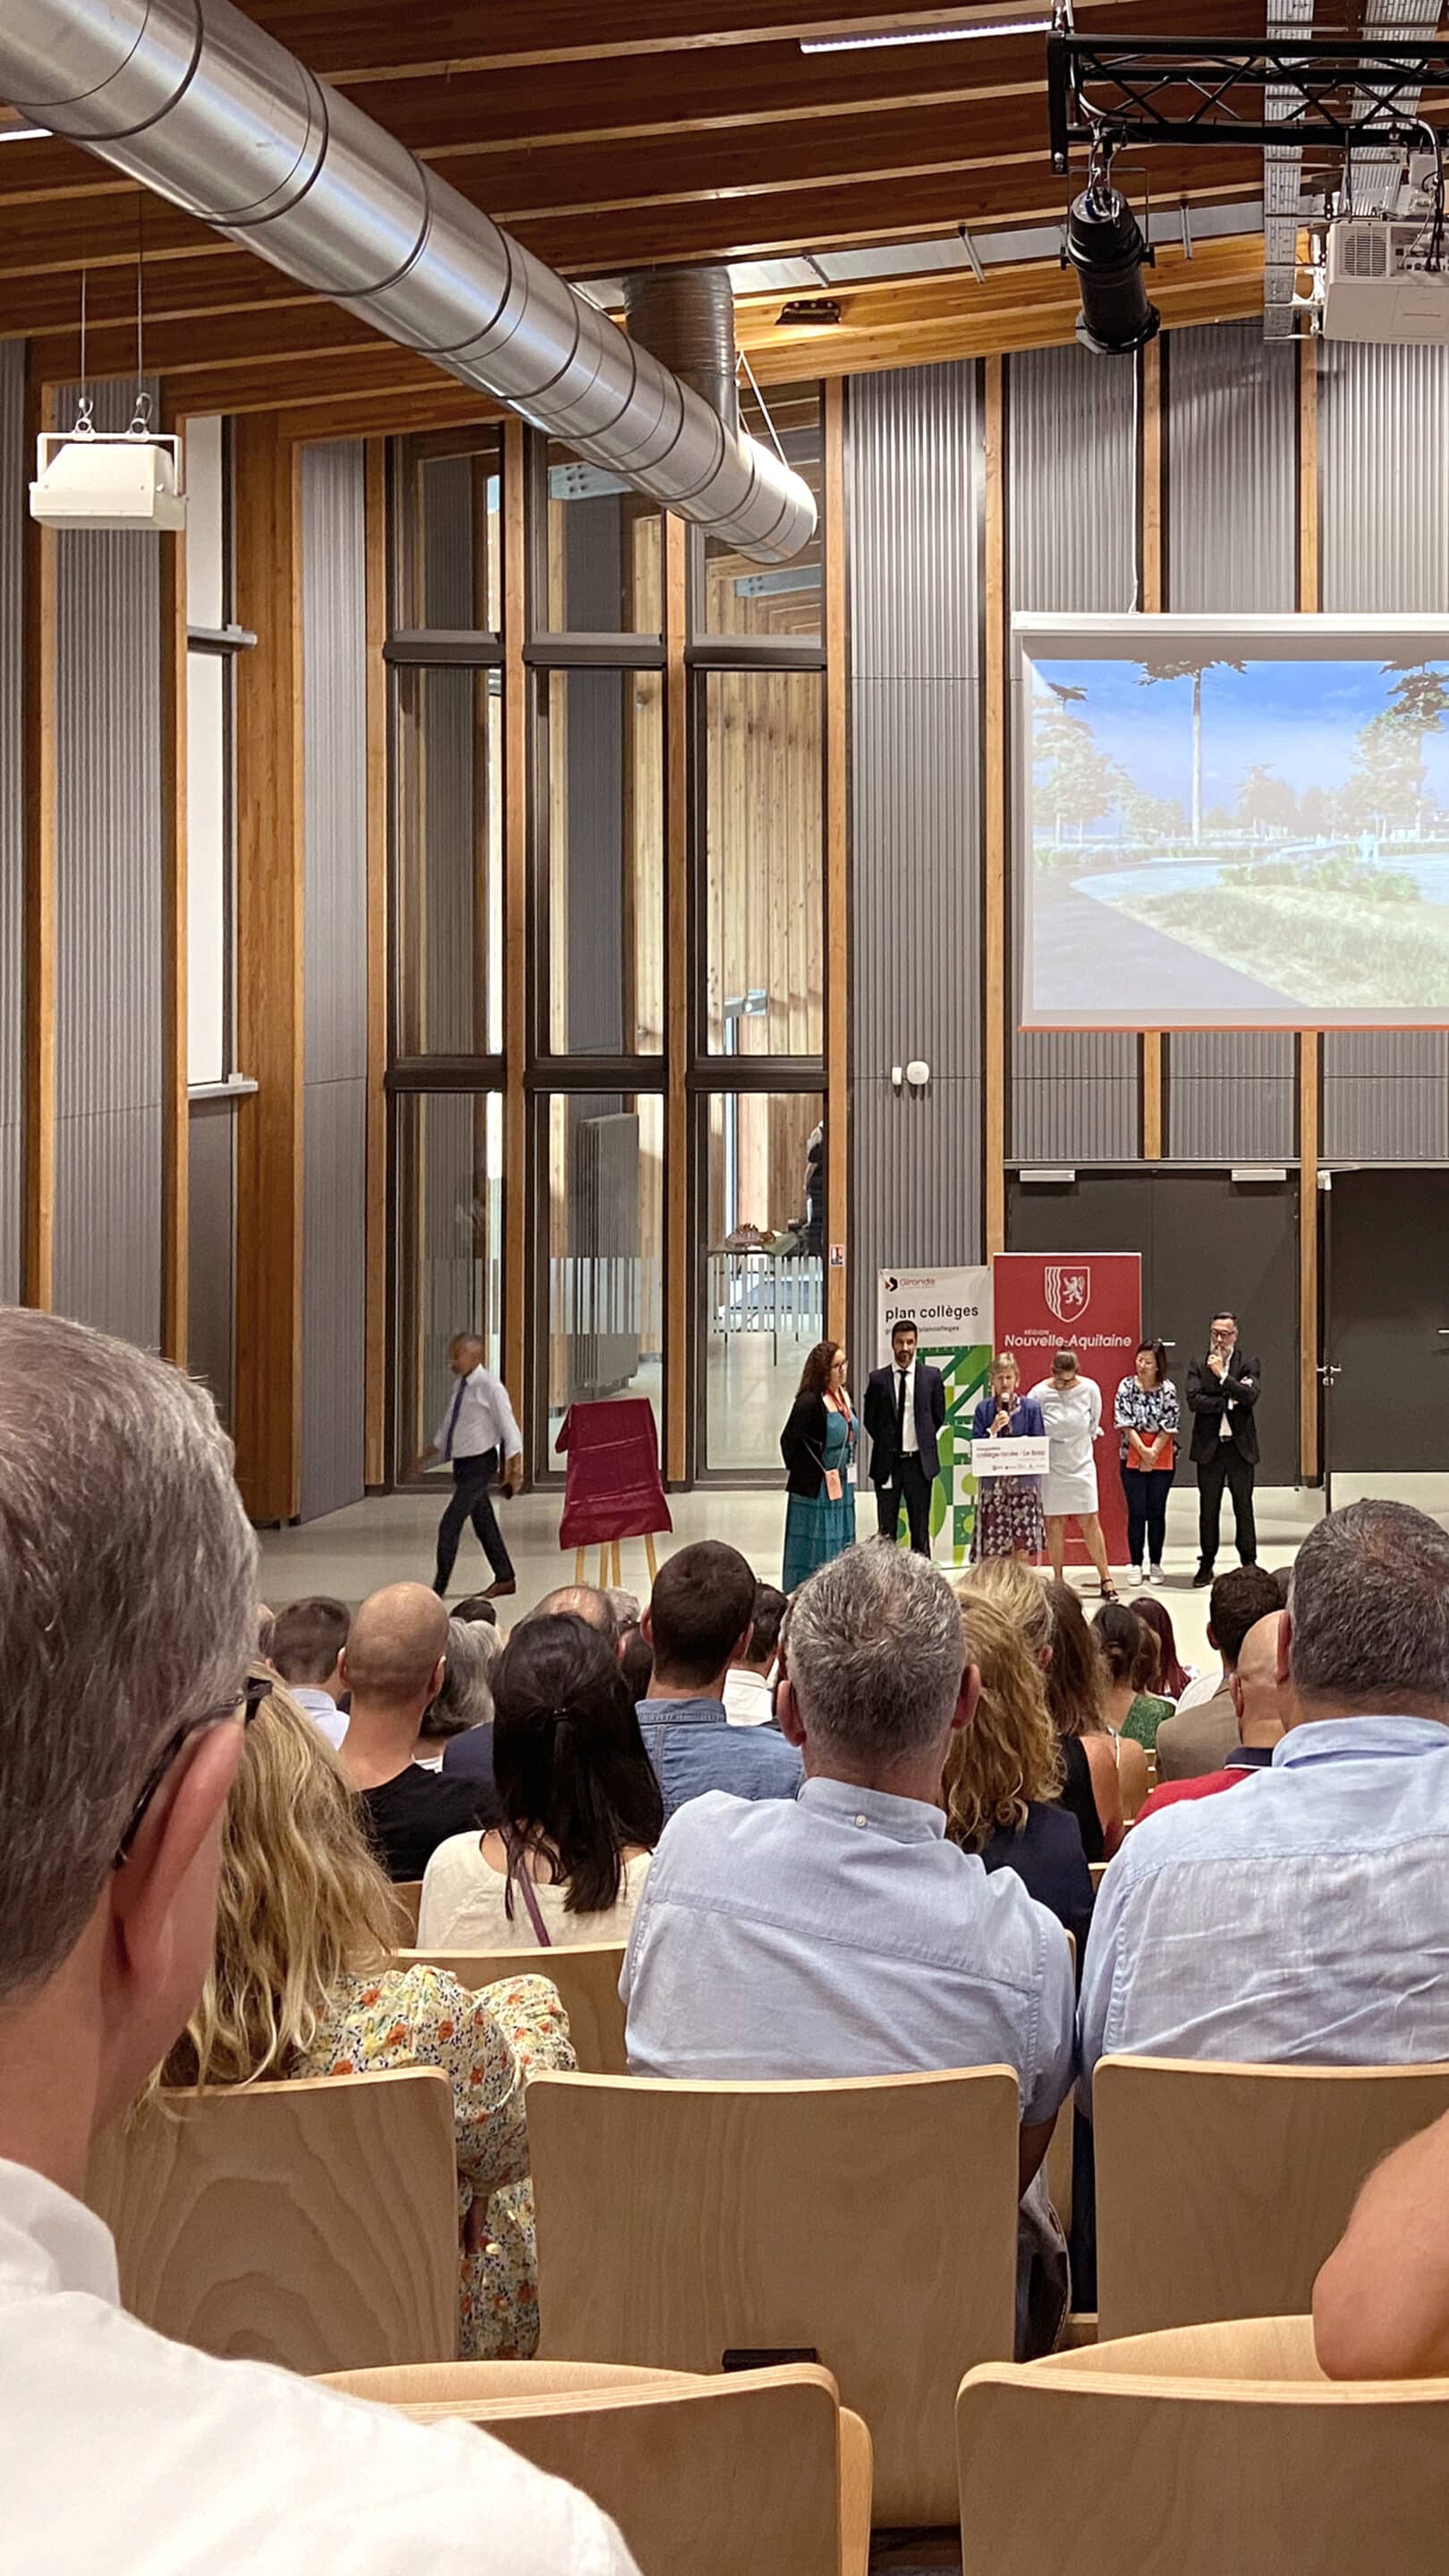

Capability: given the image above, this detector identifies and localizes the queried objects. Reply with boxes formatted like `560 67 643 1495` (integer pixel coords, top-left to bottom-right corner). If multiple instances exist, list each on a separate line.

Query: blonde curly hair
160 1674 400 2093
944 1577 1064 1852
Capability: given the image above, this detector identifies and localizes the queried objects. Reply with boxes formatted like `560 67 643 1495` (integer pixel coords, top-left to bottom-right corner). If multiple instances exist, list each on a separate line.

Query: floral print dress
296 1965 573 2360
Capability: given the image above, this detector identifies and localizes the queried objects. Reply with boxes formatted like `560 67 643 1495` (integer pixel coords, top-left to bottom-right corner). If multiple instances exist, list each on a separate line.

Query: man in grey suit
1156 1563 1283 1781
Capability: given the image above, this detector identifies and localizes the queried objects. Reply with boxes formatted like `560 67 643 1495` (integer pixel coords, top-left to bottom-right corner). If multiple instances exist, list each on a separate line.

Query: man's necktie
895 1369 907 1445
443 1377 467 1460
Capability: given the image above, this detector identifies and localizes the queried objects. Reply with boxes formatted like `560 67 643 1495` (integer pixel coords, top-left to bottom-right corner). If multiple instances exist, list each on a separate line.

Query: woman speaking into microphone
970 1352 1045 1564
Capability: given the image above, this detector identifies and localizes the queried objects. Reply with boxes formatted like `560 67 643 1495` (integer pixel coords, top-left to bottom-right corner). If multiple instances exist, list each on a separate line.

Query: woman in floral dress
158 1676 572 2358
970 1352 1046 1563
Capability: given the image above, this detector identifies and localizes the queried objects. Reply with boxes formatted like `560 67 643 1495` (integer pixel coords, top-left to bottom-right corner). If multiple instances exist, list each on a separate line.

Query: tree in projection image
1027 650 1449 1024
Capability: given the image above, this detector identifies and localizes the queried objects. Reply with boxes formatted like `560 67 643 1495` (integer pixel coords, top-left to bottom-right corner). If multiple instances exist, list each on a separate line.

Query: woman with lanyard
970 1351 1046 1563
780 1338 857 1590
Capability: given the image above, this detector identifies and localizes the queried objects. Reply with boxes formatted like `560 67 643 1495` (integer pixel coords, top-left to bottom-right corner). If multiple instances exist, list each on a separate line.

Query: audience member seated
420 1615 662 1951
975 1565 1123 1861
623 1541 1074 2190
270 1594 350 1750
1094 1599 1172 1752
1314 2098 1449 2378
637 1543 801 1817
619 1621 653 1704
1154 1563 1283 1780
1080 1501 1449 2097
451 1591 499 1627
946 1582 1094 1950
723 1582 787 1727
606 1587 642 1636
1135 1609 1293 1822
162 1677 573 2357
256 1601 276 1661
0 1307 635 2574
419 1616 503 1773
1131 1593 1194 1699
336 1584 496 1877
527 1583 618 1640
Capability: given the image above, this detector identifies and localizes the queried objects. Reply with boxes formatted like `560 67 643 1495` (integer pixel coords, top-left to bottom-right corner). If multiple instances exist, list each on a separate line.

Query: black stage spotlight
1064 166 1160 356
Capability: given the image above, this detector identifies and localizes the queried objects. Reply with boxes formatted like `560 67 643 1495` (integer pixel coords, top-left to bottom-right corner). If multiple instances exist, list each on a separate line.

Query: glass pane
394 430 502 632
395 666 503 1057
542 668 664 1055
543 442 662 632
545 1093 664 1460
703 1091 824 1471
699 379 823 640
703 668 824 1055
186 648 227 1086
184 414 226 631
395 1092 504 1476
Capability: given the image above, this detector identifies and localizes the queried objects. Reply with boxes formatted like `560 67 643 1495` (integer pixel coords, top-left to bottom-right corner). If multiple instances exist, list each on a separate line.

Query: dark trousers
433 1449 514 1593
1196 1445 1257 1571
875 1453 935 1555
1121 1464 1174 1570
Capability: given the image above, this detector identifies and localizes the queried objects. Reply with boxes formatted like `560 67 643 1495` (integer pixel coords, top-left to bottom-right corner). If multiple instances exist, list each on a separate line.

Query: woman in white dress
1030 1345 1117 1600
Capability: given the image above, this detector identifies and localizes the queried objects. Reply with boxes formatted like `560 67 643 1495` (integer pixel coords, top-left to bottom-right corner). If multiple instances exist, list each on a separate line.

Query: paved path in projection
1030 881 1298 1018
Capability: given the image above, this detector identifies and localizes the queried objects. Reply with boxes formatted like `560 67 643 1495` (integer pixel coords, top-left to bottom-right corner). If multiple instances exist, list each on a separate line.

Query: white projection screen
1014 613 1449 1030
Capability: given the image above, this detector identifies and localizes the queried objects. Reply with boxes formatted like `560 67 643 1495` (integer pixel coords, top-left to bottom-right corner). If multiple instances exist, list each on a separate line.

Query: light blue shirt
636 1696 802 1822
622 1775 1076 2125
1080 1715 1449 2101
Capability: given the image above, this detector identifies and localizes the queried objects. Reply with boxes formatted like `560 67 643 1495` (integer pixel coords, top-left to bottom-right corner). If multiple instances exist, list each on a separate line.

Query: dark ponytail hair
491 1614 664 1916
1093 1597 1160 1693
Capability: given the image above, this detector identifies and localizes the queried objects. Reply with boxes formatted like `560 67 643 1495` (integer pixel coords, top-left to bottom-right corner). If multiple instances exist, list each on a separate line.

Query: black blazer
780 1392 834 1498
1185 1347 1261 1467
862 1360 945 1486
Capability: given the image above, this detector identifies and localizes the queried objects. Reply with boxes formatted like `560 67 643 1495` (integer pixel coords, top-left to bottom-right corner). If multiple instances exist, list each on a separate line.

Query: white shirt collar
0 2157 120 2309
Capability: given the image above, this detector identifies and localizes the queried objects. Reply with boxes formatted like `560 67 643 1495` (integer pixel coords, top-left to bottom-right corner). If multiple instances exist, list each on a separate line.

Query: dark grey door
1007 1171 1300 1484
1326 1171 1449 1473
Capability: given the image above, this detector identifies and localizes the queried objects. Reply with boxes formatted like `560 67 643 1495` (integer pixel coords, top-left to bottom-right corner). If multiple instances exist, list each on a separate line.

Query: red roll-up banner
991 1252 1143 1569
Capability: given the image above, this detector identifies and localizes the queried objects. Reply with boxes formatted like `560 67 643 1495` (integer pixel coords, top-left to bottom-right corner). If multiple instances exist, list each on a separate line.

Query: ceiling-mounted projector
30 419 186 531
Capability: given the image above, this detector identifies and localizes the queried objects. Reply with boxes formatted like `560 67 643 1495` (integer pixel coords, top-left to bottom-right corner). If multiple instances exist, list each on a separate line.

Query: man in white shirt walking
414 1332 523 1600
0 1306 636 2576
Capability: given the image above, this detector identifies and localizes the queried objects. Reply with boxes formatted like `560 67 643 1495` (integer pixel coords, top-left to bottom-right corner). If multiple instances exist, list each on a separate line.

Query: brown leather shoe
483 1579 518 1599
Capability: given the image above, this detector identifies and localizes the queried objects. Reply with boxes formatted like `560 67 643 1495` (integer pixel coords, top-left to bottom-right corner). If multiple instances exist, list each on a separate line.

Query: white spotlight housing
30 416 186 531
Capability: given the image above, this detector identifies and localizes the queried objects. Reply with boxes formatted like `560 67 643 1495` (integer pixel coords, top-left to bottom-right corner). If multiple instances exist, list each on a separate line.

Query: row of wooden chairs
88 2040 1449 2528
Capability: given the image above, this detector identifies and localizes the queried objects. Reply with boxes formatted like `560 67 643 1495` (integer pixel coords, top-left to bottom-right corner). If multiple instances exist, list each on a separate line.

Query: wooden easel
574 1534 661 1588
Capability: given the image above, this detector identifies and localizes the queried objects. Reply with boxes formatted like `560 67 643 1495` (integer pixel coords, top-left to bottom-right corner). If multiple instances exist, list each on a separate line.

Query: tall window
185 416 243 1087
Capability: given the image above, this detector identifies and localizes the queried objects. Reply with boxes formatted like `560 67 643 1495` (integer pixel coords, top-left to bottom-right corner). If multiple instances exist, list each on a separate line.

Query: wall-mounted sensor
905 1058 930 1089
890 1065 903 1090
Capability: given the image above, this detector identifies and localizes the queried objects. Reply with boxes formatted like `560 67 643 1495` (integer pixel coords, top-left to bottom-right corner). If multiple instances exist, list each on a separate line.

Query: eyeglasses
113 1669 269 1869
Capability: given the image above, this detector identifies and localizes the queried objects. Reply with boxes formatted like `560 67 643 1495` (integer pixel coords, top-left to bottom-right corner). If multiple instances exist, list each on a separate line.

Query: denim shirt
636 1695 802 1823
1080 1715 1449 2100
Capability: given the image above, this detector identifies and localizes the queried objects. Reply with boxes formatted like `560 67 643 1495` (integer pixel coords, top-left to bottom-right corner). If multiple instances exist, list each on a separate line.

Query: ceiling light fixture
801 17 1050 53
0 124 47 142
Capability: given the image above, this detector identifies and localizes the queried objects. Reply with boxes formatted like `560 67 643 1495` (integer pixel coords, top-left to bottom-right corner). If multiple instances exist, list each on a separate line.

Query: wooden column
232 413 303 1521
983 356 1007 1256
160 393 189 1364
502 419 529 1452
664 513 690 1484
824 377 849 1344
1140 335 1165 1160
363 437 389 1483
1298 339 1321 1482
21 360 55 1309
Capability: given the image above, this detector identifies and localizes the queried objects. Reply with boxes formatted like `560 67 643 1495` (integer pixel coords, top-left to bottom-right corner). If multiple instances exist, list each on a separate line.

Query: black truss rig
1047 34 1449 175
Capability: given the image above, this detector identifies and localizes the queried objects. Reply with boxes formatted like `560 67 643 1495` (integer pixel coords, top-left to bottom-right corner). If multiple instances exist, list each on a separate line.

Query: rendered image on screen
1016 620 1449 1028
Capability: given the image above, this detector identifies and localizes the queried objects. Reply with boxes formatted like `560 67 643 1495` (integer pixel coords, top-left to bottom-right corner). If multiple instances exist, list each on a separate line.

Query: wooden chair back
1089 1860 1107 1891
320 2359 870 2576
400 1942 627 2073
390 1879 424 1941
957 2315 1449 2575
527 2065 1019 2527
1095 2055 1449 2338
87 2067 458 2372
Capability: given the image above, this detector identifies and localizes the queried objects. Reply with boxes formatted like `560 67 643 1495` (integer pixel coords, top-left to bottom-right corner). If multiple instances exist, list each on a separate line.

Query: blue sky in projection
1032 657 1449 807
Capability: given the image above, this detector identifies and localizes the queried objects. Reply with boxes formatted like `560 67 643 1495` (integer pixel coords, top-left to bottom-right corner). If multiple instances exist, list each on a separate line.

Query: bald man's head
526 1584 616 1641
1230 1609 1295 1747
343 1583 450 1707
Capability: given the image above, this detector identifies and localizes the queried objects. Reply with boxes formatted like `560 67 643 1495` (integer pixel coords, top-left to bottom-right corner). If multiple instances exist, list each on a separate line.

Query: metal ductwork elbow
0 0 817 564
623 267 741 443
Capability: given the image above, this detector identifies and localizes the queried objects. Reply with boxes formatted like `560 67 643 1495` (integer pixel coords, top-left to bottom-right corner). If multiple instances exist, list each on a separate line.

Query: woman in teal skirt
780 1340 858 1590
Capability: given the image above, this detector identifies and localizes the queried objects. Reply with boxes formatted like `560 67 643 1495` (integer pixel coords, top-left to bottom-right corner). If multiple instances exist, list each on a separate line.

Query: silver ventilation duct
0 0 816 564
623 267 741 442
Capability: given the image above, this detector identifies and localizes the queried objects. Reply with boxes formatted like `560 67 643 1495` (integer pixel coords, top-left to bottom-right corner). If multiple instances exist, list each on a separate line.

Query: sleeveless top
1057 1732 1104 1865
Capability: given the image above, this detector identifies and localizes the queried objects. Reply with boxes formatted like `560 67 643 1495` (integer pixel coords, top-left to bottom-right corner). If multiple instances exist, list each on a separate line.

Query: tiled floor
257 1479 1325 1673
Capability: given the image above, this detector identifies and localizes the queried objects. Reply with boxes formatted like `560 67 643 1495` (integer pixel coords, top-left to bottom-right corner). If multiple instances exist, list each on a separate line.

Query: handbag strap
504 1826 553 1947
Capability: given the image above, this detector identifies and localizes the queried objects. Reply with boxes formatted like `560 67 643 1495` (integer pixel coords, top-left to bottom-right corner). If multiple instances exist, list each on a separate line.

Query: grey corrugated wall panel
0 343 22 1303
51 377 163 1348
301 442 368 1521
1008 345 1137 1160
1320 342 1449 1154
848 365 982 1377
1165 324 1296 1161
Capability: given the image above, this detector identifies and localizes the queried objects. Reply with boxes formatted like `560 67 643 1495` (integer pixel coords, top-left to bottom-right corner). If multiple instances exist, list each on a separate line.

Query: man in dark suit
863 1318 947 1557
1186 1308 1261 1586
